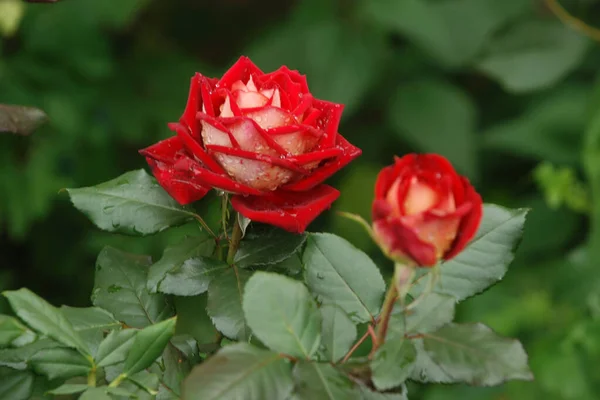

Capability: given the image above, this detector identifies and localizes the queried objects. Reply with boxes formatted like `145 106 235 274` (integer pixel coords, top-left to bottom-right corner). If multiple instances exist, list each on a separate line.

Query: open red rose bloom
140 57 361 232
372 154 483 267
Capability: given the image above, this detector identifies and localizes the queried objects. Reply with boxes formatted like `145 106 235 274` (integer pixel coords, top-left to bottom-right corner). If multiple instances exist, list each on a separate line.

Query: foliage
2 0 600 399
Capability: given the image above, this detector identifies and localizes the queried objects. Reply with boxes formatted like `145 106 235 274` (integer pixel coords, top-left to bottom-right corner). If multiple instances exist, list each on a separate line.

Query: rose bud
372 154 482 267
140 56 361 233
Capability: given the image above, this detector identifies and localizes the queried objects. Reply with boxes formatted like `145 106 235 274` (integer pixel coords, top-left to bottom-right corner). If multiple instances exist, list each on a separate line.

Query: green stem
374 279 398 350
87 367 96 387
109 373 127 388
227 214 243 264
221 193 230 239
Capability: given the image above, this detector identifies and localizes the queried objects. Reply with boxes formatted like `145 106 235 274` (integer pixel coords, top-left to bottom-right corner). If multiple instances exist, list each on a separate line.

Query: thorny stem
374 279 398 351
227 214 243 264
341 330 371 364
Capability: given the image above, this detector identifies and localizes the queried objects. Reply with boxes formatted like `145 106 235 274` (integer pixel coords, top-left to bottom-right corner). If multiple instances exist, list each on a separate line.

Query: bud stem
227 213 243 265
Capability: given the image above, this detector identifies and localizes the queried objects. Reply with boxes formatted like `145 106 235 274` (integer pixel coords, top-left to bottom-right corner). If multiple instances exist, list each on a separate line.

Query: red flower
372 154 482 267
140 57 361 233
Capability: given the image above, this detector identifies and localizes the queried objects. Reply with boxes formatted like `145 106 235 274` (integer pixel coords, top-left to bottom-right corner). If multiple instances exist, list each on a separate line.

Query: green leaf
388 78 477 177
66 169 197 236
182 343 293 400
95 329 137 367
291 362 359 400
159 257 228 297
147 236 216 293
30 347 91 380
319 305 357 363
234 228 307 268
175 295 218 352
0 338 62 370
3 288 90 355
0 315 27 346
422 323 533 385
412 204 528 302
61 306 121 355
80 387 112 400
123 317 177 377
303 233 385 323
47 383 89 395
106 386 138 398
92 247 173 328
409 339 454 383
476 21 589 92
388 293 456 339
371 338 417 391
207 267 251 340
243 272 321 358
0 367 34 400
358 383 408 400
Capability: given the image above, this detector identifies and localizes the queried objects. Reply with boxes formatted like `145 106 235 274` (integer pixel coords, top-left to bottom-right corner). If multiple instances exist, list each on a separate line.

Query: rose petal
231 184 340 233
235 90 269 109
168 122 225 173
245 107 294 129
444 178 483 260
373 218 438 267
218 56 264 89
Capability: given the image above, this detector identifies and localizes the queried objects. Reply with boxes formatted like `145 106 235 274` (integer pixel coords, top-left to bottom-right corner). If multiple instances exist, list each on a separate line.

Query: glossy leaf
175 295 218 352
159 257 228 297
95 329 137 367
388 293 456 339
243 272 321 358
207 267 251 340
422 323 533 385
0 367 34 400
412 204 528 302
30 347 91 380
319 305 357 363
0 338 62 370
303 233 385 323
61 306 121 355
182 343 293 400
371 338 417 391
123 317 177 376
234 228 307 268
291 362 359 400
147 236 216 293
92 246 173 328
0 315 27 346
66 169 197 236
3 288 90 355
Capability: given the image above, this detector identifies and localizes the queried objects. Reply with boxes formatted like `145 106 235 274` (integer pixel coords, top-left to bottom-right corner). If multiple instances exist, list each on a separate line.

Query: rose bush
372 154 483 266
140 56 361 232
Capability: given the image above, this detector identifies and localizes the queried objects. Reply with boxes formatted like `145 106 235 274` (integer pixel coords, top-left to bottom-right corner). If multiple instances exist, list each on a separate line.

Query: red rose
372 154 482 267
140 57 361 233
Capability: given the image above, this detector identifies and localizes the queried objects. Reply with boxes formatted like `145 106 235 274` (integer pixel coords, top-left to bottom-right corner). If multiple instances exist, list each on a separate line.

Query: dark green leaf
319 305 356 363
388 78 477 177
291 362 359 400
207 267 251 340
412 204 528 301
162 342 190 396
80 387 112 400
66 169 197 236
147 236 216 293
388 293 456 339
31 347 91 380
159 257 228 297
61 306 121 355
0 315 27 346
371 338 416 390
266 252 303 276
47 383 89 395
303 233 385 323
106 386 138 398
0 367 34 400
92 247 173 328
476 21 589 92
182 343 293 400
243 272 321 358
422 323 533 385
0 338 62 370
95 329 137 367
234 229 307 268
123 317 177 376
175 295 218 352
3 288 90 355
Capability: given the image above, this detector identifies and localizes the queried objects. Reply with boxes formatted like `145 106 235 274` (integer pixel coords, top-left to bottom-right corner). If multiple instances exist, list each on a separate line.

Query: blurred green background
1 0 600 398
